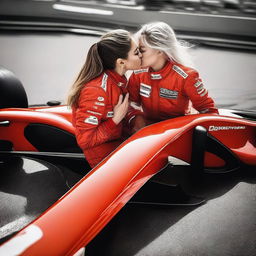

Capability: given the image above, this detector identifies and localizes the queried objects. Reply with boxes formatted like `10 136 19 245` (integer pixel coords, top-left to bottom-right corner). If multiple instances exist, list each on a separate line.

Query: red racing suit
127 61 218 124
72 70 127 168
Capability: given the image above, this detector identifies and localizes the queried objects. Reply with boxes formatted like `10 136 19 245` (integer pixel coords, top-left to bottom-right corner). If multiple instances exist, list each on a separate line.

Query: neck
114 65 125 76
151 57 167 72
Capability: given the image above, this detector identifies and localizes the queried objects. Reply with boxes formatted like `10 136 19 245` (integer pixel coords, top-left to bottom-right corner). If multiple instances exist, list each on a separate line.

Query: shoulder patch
107 111 114 117
134 68 148 75
95 102 105 106
101 73 108 91
172 65 188 79
86 110 102 116
150 74 162 80
84 116 98 125
140 83 151 98
194 80 202 88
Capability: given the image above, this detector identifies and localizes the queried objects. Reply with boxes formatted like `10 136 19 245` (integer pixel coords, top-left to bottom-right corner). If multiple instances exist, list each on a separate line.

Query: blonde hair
137 22 194 68
67 29 131 107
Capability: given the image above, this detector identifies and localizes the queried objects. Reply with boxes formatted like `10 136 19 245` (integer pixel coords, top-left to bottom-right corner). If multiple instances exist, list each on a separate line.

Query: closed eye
139 47 145 53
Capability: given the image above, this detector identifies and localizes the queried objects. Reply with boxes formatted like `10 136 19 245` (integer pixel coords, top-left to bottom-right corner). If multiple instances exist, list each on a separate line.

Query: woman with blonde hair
67 29 142 167
127 22 218 133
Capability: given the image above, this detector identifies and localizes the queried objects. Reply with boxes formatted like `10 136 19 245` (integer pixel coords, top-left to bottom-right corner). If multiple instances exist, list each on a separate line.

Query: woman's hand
112 93 129 125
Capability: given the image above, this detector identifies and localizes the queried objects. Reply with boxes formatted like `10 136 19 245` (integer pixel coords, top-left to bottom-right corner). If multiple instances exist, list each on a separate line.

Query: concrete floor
86 166 256 256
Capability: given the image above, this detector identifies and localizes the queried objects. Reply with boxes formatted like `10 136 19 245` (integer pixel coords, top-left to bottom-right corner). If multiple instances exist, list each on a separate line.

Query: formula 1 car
0 67 255 255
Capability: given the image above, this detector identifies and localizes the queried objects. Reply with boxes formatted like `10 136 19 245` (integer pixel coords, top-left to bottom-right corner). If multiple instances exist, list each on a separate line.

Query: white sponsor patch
194 80 202 88
134 68 148 74
0 225 43 255
197 88 205 94
200 90 208 97
199 109 209 113
95 102 105 106
140 83 151 98
118 82 124 87
172 65 188 79
159 88 178 99
87 110 102 116
84 116 98 125
150 74 162 80
107 111 114 117
97 96 104 101
101 73 108 91
209 126 246 131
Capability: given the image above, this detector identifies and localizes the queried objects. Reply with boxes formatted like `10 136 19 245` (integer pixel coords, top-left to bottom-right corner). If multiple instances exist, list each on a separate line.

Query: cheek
142 53 156 65
126 56 141 69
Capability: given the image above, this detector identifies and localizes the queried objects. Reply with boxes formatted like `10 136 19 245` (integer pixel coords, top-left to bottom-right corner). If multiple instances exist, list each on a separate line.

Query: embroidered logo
107 111 114 117
140 83 151 98
101 73 108 91
194 80 207 97
97 96 104 101
194 80 202 88
172 65 188 79
200 90 208 97
95 102 105 106
134 68 148 74
159 88 178 99
87 110 102 116
150 74 162 80
84 116 98 125
209 126 246 132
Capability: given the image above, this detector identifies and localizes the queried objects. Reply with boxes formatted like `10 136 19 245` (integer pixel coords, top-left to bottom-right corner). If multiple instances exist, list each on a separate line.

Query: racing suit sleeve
183 72 219 114
126 72 144 126
74 86 122 150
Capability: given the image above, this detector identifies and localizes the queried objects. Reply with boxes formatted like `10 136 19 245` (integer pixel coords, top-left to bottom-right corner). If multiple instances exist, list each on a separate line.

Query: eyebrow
134 47 139 53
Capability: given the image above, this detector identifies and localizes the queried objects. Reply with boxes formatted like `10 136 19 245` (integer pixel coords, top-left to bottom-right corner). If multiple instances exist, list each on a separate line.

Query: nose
138 51 142 58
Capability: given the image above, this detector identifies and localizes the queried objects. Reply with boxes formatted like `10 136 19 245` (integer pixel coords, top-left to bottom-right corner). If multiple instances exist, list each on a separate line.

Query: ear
116 58 125 66
157 50 163 56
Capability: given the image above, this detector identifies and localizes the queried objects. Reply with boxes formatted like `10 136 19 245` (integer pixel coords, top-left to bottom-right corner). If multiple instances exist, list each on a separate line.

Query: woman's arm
74 86 122 150
183 72 219 114
126 72 146 132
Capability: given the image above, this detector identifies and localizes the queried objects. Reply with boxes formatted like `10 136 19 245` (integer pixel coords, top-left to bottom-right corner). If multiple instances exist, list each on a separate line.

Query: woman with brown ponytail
67 29 142 168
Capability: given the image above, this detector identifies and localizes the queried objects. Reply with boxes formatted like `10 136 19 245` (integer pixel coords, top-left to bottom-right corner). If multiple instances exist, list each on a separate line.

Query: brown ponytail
67 29 131 107
67 43 103 107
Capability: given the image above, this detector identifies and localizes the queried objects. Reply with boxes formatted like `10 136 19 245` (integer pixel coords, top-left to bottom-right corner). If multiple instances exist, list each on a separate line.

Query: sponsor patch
101 73 108 91
200 90 208 97
139 83 151 98
95 102 105 106
107 111 114 117
194 80 207 96
209 126 246 131
194 80 202 88
199 109 209 113
150 74 162 80
97 96 104 101
197 87 205 94
87 110 102 116
134 68 148 74
84 116 98 125
159 88 178 99
118 82 124 87
172 65 188 79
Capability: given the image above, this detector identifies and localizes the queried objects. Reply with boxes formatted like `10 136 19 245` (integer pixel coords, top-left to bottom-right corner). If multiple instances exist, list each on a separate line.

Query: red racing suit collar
149 61 174 80
105 69 127 89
